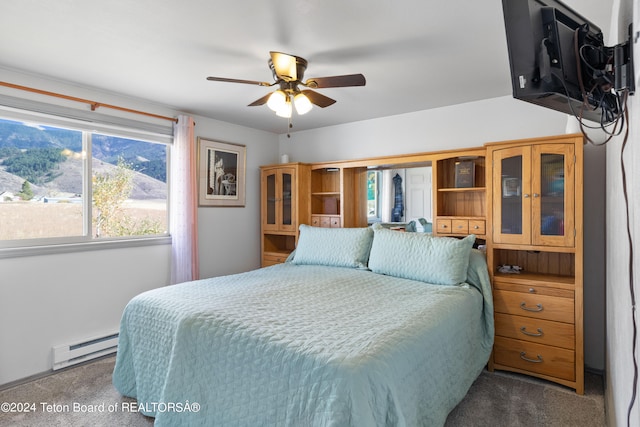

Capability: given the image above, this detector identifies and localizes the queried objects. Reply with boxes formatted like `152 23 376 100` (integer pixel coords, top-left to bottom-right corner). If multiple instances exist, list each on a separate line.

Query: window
0 115 169 248
367 170 381 222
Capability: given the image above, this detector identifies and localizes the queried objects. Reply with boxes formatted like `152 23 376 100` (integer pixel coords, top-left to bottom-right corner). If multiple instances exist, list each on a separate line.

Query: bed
113 224 494 426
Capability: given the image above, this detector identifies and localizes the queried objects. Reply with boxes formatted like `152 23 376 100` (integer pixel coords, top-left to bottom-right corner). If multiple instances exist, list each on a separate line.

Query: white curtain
170 115 199 284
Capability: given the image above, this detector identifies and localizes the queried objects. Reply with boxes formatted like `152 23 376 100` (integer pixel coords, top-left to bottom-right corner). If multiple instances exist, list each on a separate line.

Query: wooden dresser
492 273 577 386
486 134 584 394
260 163 310 267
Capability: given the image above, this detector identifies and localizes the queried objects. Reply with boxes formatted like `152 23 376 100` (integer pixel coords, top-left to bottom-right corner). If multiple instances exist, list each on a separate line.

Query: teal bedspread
113 256 493 426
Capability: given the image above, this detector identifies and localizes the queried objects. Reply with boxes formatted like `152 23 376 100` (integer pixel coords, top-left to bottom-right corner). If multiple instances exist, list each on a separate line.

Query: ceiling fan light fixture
207 52 365 122
293 92 313 115
267 90 287 112
275 97 292 118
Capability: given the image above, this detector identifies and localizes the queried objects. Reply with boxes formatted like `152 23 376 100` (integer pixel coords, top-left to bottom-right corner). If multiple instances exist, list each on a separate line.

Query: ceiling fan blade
206 76 273 87
304 74 366 88
248 93 272 107
270 51 306 82
301 90 336 108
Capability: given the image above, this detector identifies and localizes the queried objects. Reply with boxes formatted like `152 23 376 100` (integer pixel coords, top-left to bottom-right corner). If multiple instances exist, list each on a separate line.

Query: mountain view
0 118 167 200
0 118 168 240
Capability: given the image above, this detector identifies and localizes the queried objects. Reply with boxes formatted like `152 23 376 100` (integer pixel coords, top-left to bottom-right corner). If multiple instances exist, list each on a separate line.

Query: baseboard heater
52 332 119 370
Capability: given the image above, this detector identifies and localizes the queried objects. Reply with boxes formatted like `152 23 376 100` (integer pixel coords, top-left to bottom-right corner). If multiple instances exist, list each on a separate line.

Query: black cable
600 91 627 137
573 85 636 426
619 96 638 427
561 77 625 143
570 29 638 423
570 28 626 138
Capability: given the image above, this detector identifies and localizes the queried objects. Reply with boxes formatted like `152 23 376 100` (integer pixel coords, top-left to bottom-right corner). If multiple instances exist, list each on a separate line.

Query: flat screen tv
502 0 633 125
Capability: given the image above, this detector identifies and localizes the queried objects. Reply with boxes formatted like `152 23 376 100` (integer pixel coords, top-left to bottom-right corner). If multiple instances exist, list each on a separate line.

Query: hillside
0 156 166 200
0 168 41 197
0 118 167 200
0 118 167 181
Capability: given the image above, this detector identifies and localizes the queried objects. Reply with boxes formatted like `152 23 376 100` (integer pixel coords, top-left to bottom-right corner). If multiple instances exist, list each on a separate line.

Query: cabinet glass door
281 172 292 226
539 154 564 235
500 155 523 234
532 144 574 247
493 146 531 244
265 172 277 227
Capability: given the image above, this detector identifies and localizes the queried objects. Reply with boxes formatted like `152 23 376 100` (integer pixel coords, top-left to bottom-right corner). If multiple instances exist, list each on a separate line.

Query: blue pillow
368 224 475 285
291 225 374 268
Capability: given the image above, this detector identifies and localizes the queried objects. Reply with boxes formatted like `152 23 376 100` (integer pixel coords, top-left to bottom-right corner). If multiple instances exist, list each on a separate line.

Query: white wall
0 245 171 385
605 0 639 425
193 117 280 278
0 69 279 386
279 96 570 163
281 95 607 372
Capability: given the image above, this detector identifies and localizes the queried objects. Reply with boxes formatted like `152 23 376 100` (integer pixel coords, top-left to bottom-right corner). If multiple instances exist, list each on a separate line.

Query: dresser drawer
311 215 342 228
451 219 469 234
493 290 574 323
436 218 485 235
469 220 485 234
494 281 574 298
311 215 334 227
436 219 451 232
495 313 575 349
494 336 575 381
262 253 289 266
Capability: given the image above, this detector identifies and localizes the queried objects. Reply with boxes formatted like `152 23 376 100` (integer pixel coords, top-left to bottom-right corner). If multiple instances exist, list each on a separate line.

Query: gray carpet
445 370 605 427
0 355 605 426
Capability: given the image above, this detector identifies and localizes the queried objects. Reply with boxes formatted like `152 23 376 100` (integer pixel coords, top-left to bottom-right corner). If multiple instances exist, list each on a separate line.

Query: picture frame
197 138 246 207
502 177 521 197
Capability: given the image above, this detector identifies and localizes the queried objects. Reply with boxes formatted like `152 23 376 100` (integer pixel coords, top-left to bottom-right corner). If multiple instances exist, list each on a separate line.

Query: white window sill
0 236 172 259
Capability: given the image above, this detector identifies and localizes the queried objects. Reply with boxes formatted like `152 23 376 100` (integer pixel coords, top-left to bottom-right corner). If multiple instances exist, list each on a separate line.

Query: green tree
17 180 33 200
3 147 66 184
93 159 162 237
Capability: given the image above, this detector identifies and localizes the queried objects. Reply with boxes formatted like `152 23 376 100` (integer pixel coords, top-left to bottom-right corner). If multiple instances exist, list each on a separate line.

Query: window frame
367 169 382 223
0 99 173 258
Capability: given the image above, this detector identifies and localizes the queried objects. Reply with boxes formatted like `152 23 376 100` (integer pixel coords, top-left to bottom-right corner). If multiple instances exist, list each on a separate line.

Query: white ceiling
0 0 612 134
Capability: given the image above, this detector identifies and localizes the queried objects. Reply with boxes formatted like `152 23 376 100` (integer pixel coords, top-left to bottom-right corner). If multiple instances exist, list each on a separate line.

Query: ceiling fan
206 51 366 119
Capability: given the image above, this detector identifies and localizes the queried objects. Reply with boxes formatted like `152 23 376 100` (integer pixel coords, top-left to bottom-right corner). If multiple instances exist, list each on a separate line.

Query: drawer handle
473 225 479 229
520 352 543 363
520 302 543 312
520 326 544 337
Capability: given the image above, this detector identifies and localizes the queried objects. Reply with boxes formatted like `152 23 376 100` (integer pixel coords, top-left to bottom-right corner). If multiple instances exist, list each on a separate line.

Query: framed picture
197 138 246 207
502 177 521 197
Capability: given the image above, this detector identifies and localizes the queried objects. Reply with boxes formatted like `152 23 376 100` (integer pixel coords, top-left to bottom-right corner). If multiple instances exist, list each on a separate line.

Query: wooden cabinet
491 143 575 247
432 148 486 238
257 136 583 392
486 134 584 394
310 165 368 229
260 162 366 267
260 163 310 267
